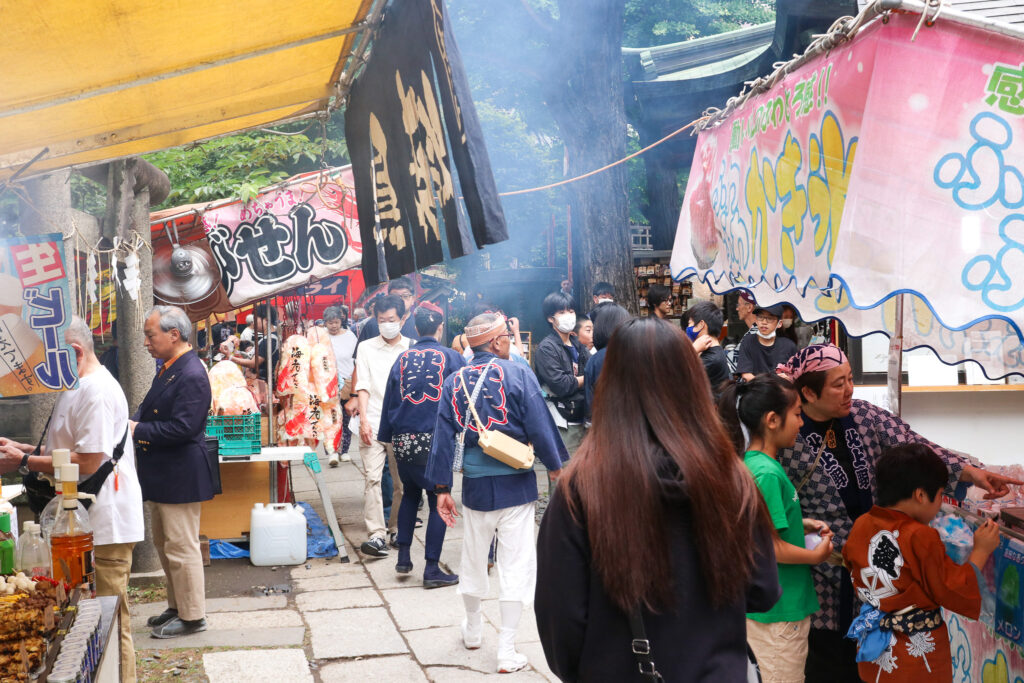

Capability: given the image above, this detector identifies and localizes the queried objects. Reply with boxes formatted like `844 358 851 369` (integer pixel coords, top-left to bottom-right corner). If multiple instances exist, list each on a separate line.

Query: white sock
497 601 523 658
463 595 483 626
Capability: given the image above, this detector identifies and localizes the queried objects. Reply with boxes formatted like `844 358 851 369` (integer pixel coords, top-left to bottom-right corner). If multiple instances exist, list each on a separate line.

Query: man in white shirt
355 294 411 557
324 305 358 466
0 316 144 681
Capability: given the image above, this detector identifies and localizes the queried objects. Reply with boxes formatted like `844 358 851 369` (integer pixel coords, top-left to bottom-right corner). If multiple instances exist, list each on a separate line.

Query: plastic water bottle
16 521 50 577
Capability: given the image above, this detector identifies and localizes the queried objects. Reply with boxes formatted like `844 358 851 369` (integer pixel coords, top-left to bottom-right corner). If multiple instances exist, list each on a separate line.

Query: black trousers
806 628 863 683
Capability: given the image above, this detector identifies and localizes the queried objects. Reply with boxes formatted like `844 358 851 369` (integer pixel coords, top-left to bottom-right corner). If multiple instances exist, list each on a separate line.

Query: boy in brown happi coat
843 444 1000 682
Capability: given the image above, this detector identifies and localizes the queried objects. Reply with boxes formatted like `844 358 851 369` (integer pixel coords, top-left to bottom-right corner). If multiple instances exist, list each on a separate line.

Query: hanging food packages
208 360 248 413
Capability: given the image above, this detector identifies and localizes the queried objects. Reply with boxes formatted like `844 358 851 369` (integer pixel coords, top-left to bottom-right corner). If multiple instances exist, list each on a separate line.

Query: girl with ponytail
718 375 834 683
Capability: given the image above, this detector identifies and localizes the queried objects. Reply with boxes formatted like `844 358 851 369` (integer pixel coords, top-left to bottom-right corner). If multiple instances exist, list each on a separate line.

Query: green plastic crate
206 413 261 456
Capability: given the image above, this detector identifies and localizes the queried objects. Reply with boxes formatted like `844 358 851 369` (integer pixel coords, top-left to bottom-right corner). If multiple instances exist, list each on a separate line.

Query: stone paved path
130 441 558 682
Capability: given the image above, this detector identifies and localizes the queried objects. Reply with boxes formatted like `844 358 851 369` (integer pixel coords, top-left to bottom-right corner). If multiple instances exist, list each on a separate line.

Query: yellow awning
0 0 375 181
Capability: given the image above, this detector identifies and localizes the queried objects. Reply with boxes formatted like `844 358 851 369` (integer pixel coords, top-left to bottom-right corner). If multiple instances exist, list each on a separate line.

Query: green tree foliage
143 117 348 210
624 0 774 47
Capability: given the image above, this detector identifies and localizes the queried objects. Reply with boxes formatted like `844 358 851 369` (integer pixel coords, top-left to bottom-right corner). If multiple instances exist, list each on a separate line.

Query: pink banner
200 168 363 307
673 10 1024 342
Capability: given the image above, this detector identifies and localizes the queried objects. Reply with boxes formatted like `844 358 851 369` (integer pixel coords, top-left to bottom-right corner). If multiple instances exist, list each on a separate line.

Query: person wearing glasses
735 303 798 381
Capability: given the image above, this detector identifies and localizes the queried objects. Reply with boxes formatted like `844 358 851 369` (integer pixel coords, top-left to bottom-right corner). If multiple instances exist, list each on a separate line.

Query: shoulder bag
458 364 535 470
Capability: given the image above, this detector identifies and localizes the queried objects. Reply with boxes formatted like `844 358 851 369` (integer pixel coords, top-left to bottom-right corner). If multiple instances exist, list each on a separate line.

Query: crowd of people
0 277 1021 681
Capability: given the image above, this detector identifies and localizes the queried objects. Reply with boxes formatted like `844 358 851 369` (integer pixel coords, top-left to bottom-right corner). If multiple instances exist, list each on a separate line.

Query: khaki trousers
149 501 206 621
747 616 811 683
94 542 136 682
360 440 402 540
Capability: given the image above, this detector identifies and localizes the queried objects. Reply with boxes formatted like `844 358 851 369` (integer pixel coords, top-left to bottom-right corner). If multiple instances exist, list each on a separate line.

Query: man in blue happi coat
378 302 465 588
427 312 567 674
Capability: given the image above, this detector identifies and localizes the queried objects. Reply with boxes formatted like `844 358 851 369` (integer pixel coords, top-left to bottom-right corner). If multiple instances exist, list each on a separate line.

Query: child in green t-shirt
719 375 833 683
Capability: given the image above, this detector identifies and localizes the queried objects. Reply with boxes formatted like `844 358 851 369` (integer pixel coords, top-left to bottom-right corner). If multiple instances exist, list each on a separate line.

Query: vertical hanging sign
0 233 78 396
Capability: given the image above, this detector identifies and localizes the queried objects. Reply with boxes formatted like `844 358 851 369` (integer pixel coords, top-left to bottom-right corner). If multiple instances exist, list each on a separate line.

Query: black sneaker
146 608 178 627
360 537 389 558
151 616 207 639
389 531 399 549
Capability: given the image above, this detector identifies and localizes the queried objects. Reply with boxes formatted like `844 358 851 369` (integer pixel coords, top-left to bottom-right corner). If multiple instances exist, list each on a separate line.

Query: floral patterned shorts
393 432 434 467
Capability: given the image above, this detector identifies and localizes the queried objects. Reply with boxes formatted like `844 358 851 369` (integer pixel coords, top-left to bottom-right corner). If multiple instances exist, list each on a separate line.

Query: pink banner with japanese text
200 167 363 307
673 9 1024 350
0 233 78 397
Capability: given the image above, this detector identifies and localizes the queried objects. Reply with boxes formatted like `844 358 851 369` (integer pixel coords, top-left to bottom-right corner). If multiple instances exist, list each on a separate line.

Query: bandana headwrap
465 315 507 348
417 301 444 315
776 344 848 381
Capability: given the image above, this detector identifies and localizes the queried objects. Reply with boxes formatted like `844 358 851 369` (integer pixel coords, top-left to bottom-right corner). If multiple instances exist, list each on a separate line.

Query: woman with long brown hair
536 316 780 681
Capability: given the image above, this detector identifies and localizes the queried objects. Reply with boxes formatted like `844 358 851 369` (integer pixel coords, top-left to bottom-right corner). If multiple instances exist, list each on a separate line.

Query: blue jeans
396 462 446 562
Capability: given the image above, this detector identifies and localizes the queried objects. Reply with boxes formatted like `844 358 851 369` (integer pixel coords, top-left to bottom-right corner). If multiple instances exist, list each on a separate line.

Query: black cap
753 303 785 318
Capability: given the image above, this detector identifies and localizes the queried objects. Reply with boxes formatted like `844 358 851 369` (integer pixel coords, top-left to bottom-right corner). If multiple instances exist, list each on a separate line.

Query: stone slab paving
318 655 430 682
164 445 556 681
424 666 551 682
203 648 314 682
306 607 409 659
383 585 467 631
134 626 307 650
295 587 381 611
206 608 304 630
404 624 501 673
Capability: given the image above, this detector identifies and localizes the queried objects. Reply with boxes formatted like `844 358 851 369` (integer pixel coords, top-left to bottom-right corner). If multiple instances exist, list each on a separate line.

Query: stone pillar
17 170 72 438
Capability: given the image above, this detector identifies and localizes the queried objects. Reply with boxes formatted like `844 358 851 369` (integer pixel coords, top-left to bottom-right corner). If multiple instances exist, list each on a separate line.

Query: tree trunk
544 0 637 316
643 145 682 251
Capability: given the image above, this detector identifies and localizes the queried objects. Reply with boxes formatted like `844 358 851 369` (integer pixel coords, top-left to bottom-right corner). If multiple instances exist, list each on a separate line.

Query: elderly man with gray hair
0 316 144 680
130 305 215 639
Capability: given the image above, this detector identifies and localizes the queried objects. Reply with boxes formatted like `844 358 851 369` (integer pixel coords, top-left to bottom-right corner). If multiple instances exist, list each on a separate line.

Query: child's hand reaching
810 530 835 564
969 518 1001 569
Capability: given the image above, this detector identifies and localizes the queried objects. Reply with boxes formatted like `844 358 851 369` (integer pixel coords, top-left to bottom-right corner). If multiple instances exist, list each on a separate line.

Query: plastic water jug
249 503 307 566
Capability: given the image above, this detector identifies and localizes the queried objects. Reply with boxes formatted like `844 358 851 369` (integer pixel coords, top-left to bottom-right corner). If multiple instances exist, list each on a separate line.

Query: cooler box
249 503 307 566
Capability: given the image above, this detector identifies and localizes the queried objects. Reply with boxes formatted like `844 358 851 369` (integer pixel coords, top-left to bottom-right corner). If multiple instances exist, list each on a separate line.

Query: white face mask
781 319 794 329
379 322 402 340
756 329 777 341
554 312 576 334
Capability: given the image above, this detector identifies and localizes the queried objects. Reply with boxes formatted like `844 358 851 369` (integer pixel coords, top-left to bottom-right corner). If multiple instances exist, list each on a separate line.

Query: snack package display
274 333 340 449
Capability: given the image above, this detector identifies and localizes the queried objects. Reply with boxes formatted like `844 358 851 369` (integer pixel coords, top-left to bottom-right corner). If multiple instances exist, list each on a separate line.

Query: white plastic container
249 503 307 566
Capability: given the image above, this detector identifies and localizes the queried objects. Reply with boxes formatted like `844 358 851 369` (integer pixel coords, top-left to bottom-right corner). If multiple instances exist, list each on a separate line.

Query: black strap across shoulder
628 606 664 682
78 424 131 509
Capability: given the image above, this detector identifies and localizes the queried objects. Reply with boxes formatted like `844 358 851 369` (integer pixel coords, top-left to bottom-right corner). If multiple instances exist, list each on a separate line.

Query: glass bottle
15 521 50 577
39 448 72 544
49 463 95 591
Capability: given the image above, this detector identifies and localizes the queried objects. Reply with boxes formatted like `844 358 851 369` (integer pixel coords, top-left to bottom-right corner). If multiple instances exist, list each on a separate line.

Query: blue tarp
208 502 339 560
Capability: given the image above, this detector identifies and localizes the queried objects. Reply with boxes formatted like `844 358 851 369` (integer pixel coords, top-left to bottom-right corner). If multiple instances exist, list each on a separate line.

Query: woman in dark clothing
582 304 631 422
377 303 465 587
536 317 780 682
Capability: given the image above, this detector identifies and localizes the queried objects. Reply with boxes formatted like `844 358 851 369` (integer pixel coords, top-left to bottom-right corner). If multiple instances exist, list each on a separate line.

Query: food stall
670 0 1024 675
149 167 366 557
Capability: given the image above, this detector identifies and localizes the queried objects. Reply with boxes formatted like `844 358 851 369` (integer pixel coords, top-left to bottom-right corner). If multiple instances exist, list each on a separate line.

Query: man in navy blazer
130 305 214 639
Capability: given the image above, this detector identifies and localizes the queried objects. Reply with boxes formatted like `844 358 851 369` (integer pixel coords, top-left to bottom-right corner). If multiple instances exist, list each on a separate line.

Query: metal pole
887 293 904 417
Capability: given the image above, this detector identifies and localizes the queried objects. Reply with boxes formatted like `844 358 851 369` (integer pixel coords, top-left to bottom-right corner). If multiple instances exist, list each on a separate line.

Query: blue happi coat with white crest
377 336 466 442
426 351 567 511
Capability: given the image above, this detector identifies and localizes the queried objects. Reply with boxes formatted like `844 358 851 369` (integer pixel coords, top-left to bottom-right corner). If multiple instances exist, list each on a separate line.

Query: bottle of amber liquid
49 463 95 591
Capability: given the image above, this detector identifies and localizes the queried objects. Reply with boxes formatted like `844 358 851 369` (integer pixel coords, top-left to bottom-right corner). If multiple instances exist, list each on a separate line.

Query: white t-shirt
45 367 144 546
328 329 358 380
354 335 411 430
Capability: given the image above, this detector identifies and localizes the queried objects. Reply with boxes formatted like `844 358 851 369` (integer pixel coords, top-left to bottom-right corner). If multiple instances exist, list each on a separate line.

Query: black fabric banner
345 0 508 285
